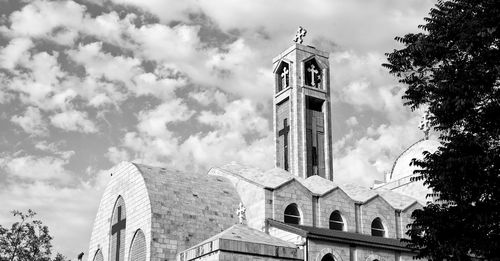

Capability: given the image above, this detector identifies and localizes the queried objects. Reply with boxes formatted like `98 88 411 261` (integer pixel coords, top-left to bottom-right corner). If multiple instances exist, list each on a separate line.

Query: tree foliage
0 210 69 261
384 0 500 259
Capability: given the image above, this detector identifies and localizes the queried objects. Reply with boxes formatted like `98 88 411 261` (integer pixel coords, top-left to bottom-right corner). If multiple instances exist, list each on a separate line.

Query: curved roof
131 163 241 259
389 139 440 181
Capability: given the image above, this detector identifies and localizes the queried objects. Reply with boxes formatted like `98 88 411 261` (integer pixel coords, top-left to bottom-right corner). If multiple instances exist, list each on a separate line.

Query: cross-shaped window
276 62 290 93
111 197 126 261
304 58 321 88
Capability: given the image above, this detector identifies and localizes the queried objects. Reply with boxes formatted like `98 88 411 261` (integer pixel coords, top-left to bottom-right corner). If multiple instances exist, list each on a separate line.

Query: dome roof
389 139 440 181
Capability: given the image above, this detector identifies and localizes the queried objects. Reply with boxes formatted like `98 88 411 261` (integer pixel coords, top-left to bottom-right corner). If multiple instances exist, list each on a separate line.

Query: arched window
284 203 300 224
276 61 290 92
129 229 146 261
110 196 127 261
329 210 344 231
93 249 103 261
371 217 385 237
304 58 321 88
321 253 335 261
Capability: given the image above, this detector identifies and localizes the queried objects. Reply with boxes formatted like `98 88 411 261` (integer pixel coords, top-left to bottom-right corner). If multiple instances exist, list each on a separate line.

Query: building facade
87 34 431 261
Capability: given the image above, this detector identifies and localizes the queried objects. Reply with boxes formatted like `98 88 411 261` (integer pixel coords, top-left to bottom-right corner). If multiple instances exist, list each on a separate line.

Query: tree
0 210 69 261
384 0 500 259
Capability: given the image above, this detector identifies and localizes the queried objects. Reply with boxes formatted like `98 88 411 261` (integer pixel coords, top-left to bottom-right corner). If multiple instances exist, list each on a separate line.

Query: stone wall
356 246 397 261
360 196 396 238
318 189 356 232
308 240 350 261
88 162 241 261
87 162 152 261
273 180 313 226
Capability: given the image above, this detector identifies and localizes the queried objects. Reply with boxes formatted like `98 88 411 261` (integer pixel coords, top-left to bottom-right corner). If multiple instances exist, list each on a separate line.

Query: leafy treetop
384 0 499 259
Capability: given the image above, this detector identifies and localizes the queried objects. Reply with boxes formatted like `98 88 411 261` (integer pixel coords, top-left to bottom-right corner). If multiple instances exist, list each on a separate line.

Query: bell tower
273 27 333 180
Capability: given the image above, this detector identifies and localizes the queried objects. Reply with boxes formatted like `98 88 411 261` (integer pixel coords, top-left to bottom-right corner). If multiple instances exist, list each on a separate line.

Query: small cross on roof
236 202 246 224
294 26 307 44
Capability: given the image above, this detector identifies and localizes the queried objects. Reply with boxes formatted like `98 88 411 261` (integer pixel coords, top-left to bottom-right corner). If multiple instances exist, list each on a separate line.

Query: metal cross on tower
111 206 126 261
236 202 246 224
293 26 307 44
307 64 319 86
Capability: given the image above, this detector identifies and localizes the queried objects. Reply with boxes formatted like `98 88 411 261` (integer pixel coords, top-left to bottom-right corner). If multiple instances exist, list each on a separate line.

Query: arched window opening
129 229 146 261
371 217 385 237
110 196 127 261
304 58 321 88
284 203 301 224
321 253 335 261
276 62 290 93
329 210 344 231
93 249 103 261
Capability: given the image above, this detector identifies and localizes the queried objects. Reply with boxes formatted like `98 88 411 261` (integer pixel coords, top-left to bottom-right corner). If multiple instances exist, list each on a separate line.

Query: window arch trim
275 60 291 93
371 217 386 237
328 210 346 231
109 195 127 261
128 229 146 261
301 56 324 89
92 249 104 261
284 203 301 224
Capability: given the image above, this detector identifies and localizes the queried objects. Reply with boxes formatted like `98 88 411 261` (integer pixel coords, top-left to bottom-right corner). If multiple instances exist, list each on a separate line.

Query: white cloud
0 37 33 70
136 99 194 137
122 132 180 166
203 39 273 100
1 0 86 45
0 171 111 260
68 42 142 85
119 98 273 172
345 116 358 127
129 23 203 63
131 65 187 101
34 141 75 160
50 110 97 133
105 147 130 164
5 51 72 111
1 155 71 182
332 51 411 123
118 99 195 166
181 131 274 171
333 118 422 186
189 89 228 107
11 106 47 136
198 99 268 136
179 98 273 170
110 0 197 23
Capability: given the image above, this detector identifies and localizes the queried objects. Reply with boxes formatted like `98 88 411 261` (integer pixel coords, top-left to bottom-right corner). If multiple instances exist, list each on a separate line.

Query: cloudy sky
0 0 436 258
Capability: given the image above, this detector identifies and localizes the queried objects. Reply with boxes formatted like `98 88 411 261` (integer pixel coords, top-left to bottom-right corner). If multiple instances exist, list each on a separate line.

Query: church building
87 28 433 261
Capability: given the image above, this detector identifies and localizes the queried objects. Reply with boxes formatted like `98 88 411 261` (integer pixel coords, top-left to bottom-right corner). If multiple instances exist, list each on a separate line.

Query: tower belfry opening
273 27 333 181
305 96 325 177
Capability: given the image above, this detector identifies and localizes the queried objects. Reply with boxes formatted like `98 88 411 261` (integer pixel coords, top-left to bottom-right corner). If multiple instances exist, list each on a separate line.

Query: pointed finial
293 26 307 44
236 202 246 224
419 110 432 140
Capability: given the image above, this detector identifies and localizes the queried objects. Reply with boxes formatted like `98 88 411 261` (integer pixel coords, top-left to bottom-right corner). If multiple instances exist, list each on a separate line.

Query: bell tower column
273 27 333 180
